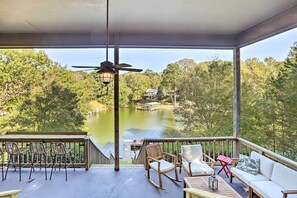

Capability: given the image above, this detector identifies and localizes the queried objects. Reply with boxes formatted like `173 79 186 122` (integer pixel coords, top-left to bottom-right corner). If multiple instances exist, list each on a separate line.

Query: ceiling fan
72 0 142 84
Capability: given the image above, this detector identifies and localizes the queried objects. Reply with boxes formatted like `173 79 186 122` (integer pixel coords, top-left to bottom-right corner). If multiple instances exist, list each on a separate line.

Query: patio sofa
230 151 297 198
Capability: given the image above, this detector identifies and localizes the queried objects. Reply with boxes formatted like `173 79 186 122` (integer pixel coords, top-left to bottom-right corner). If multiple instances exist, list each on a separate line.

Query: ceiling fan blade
72 66 100 68
118 68 143 72
114 63 132 68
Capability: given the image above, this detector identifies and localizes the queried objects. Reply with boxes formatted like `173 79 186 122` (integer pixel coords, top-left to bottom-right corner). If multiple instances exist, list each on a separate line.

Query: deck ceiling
0 0 297 48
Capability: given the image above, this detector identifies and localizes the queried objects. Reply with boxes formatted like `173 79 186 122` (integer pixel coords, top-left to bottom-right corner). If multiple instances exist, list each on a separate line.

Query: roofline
0 33 236 49
236 4 297 47
0 5 296 49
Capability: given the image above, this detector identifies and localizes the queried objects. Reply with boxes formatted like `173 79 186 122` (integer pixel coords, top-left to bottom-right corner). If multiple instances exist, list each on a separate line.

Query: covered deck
1 0 297 197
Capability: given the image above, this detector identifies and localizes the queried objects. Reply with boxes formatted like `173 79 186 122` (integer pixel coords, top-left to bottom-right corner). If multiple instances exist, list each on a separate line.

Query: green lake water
87 107 181 155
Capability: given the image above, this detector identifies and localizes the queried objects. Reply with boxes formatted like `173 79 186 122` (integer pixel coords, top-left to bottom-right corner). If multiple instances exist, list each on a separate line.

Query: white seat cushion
181 144 203 162
150 159 175 172
183 160 214 176
250 180 297 198
231 167 269 185
251 151 275 179
271 163 297 190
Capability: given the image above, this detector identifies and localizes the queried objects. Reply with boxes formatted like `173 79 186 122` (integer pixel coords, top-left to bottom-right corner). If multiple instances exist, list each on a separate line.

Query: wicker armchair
145 143 180 190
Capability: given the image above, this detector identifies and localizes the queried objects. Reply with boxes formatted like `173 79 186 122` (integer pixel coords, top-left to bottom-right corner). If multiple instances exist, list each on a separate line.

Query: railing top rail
238 137 297 171
143 136 236 142
0 134 88 141
6 131 88 136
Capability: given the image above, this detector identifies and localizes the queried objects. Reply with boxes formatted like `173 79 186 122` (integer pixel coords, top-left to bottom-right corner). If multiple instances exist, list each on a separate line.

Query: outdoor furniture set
145 143 239 197
230 151 297 198
146 143 297 198
0 142 75 182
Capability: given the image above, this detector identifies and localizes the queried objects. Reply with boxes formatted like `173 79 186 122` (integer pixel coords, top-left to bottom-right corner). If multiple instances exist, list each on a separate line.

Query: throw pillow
236 157 260 175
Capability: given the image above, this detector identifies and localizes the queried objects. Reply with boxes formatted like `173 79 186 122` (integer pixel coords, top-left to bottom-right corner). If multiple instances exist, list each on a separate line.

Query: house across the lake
143 88 158 99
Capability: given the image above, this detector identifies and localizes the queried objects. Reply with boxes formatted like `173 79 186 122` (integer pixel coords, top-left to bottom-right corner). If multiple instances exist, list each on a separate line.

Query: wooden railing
133 136 238 168
2 132 295 171
87 137 114 166
238 138 297 171
134 136 297 171
0 132 113 170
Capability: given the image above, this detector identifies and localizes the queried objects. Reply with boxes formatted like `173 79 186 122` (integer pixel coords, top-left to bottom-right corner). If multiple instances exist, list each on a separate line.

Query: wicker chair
145 143 180 190
29 142 50 180
50 142 75 181
4 142 29 181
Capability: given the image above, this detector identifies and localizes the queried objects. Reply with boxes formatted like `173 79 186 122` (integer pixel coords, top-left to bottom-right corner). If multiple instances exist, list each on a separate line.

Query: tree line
0 49 177 132
174 43 297 161
0 44 296 161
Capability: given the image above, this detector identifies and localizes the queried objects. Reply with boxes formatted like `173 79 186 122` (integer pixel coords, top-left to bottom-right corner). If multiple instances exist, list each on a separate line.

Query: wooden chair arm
163 152 176 159
147 156 159 163
231 158 239 167
203 154 215 163
282 190 297 198
163 152 177 163
203 154 215 168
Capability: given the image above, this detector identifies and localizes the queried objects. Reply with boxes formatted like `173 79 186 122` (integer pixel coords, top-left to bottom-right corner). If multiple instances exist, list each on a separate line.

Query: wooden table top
184 176 242 198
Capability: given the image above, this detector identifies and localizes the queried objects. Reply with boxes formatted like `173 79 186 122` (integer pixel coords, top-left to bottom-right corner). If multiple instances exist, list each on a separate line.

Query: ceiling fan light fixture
98 67 114 84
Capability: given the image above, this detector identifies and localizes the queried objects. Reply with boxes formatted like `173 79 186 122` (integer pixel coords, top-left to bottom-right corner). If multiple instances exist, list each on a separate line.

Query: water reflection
87 108 181 155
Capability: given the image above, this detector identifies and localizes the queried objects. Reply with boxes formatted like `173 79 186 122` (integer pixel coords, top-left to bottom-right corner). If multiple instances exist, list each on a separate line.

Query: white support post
233 47 240 158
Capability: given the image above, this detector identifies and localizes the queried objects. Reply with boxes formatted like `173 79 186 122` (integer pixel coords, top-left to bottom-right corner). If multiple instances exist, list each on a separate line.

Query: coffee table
183 176 242 198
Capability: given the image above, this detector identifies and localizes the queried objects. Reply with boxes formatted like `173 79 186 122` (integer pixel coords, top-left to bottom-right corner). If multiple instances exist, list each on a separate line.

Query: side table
217 155 232 178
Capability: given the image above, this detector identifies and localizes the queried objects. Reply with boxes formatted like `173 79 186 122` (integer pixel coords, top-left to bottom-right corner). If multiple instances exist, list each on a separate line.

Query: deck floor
0 166 247 198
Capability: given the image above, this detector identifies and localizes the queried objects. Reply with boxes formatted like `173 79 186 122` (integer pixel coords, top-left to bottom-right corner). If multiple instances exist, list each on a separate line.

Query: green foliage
143 69 161 89
10 82 85 132
1 45 297 161
124 73 150 102
175 60 233 137
161 63 183 91
0 49 52 111
161 63 184 105
0 49 89 133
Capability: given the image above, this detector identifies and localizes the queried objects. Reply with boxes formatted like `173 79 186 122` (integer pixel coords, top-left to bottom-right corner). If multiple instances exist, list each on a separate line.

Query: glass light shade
208 174 218 191
98 69 114 84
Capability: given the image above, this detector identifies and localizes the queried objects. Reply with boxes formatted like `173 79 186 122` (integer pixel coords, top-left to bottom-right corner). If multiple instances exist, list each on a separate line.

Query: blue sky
43 27 297 73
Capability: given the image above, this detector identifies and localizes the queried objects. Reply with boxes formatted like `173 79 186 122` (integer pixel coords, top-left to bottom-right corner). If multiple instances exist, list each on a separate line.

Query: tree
0 49 53 112
10 82 85 132
175 60 233 137
161 63 184 105
0 49 94 133
143 69 161 89
124 73 150 102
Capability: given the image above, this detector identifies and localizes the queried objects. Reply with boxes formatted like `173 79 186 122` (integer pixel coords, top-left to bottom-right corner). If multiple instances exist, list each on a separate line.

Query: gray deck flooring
0 166 247 198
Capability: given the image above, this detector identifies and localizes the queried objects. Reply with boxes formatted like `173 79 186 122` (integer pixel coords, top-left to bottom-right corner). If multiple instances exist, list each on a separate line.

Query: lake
87 107 181 156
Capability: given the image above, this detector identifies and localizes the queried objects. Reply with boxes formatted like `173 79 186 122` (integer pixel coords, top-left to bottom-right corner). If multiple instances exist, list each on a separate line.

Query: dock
122 140 143 163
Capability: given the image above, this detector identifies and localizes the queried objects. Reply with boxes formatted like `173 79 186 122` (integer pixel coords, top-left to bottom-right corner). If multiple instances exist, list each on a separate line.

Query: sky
43 27 297 73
